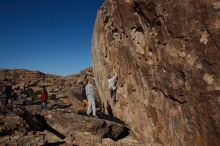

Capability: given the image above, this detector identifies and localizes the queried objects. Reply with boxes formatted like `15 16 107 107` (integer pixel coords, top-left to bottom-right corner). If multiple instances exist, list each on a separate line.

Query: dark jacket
5 85 12 97
80 84 87 101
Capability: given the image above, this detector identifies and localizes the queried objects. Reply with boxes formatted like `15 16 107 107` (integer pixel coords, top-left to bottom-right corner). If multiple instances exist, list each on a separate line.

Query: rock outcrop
92 0 220 145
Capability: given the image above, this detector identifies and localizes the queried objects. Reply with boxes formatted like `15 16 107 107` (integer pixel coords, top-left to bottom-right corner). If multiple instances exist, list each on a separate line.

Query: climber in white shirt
85 78 97 117
108 69 118 104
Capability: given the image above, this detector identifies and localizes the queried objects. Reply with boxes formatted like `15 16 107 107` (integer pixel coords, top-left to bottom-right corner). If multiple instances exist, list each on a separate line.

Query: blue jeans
109 88 116 102
87 95 96 116
40 101 46 107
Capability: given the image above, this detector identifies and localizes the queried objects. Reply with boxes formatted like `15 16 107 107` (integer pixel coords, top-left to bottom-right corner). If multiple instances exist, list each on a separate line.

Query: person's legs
4 96 9 106
91 96 96 116
43 101 46 107
87 96 92 115
110 89 113 97
40 101 43 107
40 100 46 107
112 89 116 102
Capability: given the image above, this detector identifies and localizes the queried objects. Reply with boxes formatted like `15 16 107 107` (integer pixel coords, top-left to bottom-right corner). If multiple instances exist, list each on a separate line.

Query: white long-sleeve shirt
108 76 117 89
85 83 94 97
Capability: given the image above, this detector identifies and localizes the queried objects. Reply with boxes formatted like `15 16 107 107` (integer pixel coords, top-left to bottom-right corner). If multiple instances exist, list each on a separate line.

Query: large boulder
92 0 220 145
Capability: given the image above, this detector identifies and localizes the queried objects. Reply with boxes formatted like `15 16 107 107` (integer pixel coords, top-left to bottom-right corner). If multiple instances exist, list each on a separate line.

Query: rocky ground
0 67 100 107
0 68 142 146
0 103 139 146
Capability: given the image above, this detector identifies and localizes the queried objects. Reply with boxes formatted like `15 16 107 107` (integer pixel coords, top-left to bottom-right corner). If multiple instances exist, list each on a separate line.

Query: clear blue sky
0 0 104 76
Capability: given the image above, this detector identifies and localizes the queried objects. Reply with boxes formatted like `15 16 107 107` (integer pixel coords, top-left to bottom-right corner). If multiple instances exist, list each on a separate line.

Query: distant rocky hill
92 0 220 145
0 67 101 108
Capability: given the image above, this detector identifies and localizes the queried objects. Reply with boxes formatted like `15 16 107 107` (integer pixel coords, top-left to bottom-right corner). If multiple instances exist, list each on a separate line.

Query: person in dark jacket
4 84 13 105
5 85 17 105
107 69 118 104
40 86 48 107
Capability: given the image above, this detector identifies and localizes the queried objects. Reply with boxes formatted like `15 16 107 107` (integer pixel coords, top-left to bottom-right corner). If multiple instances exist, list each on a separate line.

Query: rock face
92 0 220 145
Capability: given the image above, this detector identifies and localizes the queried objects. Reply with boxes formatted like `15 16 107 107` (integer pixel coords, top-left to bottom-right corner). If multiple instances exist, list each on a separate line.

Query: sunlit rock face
92 0 220 145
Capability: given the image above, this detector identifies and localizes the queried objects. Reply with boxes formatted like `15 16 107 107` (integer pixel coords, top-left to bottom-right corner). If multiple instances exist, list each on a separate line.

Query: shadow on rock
77 111 130 141
18 109 66 139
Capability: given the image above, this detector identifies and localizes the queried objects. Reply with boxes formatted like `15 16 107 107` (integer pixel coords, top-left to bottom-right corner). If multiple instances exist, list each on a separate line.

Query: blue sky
0 0 104 76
